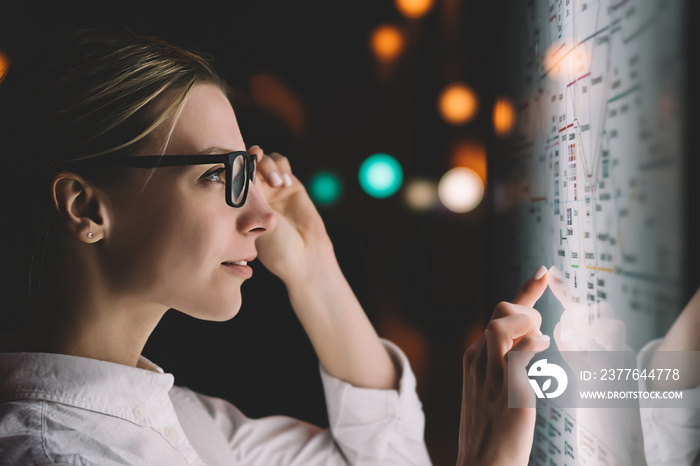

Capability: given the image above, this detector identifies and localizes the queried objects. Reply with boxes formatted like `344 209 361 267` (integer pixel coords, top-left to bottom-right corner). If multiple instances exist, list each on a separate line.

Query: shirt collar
0 352 174 423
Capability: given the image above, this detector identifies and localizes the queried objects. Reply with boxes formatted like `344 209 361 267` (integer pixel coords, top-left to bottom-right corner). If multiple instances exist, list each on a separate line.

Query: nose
236 182 276 236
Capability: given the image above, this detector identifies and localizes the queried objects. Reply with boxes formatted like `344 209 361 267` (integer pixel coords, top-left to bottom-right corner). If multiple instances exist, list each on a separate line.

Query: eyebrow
198 146 238 155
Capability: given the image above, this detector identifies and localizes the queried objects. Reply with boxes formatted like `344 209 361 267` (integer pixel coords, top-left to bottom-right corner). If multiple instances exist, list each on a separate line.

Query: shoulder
0 399 120 466
0 399 68 465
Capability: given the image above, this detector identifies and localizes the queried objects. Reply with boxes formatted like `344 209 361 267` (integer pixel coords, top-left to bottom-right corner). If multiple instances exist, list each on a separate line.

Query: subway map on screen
492 0 686 464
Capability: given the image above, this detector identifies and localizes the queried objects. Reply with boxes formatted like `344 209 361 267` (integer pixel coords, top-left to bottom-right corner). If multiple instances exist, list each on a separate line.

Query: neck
20 241 168 367
25 301 166 367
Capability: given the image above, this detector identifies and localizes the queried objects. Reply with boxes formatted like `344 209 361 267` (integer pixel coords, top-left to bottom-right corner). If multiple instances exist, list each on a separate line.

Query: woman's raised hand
249 146 334 284
457 266 551 466
249 146 399 391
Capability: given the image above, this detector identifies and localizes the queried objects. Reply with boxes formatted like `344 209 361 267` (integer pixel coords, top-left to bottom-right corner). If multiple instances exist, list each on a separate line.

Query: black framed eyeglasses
63 151 257 208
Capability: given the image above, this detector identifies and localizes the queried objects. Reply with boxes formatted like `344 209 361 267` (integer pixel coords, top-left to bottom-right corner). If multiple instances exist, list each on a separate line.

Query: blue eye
204 167 226 184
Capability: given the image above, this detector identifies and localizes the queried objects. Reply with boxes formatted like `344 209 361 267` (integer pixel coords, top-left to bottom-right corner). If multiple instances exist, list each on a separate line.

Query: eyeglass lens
231 154 246 205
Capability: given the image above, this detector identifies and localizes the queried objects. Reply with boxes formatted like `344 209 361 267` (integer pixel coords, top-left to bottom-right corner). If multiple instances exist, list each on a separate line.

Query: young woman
0 28 550 465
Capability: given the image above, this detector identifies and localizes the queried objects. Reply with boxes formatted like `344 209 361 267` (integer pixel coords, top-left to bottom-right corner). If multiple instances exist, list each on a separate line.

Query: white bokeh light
404 179 438 211
438 167 484 213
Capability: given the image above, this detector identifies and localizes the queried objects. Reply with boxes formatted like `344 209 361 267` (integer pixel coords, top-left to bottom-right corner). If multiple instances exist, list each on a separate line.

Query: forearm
655 287 700 352
283 253 398 390
647 287 700 389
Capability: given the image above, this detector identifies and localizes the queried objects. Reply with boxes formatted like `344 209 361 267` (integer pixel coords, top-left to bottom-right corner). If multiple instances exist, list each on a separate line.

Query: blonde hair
0 27 230 330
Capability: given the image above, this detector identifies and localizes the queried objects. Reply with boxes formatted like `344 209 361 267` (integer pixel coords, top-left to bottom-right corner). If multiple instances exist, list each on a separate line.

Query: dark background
0 1 502 464
6 1 696 465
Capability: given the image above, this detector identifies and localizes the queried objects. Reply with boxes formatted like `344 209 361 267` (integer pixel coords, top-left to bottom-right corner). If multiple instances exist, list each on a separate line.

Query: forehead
164 83 245 155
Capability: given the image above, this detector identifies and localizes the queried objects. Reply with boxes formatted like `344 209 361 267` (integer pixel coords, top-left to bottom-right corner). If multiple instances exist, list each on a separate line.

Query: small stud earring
87 232 93 238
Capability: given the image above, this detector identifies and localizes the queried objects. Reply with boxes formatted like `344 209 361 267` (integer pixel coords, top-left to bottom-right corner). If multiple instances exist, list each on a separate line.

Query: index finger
511 265 548 308
249 146 289 188
248 145 264 159
485 313 540 386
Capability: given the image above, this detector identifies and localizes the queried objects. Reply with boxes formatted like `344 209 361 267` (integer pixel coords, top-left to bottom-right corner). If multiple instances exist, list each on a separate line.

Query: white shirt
637 339 700 466
0 339 432 466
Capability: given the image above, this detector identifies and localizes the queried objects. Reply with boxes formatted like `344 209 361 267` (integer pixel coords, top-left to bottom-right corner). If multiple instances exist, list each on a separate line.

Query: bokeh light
308 171 342 206
438 167 484 213
395 0 434 18
370 25 405 63
359 153 404 198
450 140 487 186
0 50 9 84
437 82 479 126
658 92 675 122
492 97 516 136
249 72 306 136
543 43 591 83
404 179 438 211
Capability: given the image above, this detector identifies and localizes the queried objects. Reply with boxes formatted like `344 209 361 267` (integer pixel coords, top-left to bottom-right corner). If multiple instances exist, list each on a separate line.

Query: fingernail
249 145 260 150
538 334 551 342
269 172 283 187
532 265 547 281
282 173 292 187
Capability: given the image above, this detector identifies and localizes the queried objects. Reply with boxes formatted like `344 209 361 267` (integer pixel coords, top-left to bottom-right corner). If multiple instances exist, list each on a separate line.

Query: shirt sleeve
319 338 432 465
172 338 432 466
637 338 700 466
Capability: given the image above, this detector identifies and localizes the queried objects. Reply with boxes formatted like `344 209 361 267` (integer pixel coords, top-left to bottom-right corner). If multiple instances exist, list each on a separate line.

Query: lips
222 255 256 266
221 257 255 279
222 260 248 266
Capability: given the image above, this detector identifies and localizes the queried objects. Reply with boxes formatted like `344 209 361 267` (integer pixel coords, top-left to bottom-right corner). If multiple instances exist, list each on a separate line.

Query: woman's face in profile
101 83 276 321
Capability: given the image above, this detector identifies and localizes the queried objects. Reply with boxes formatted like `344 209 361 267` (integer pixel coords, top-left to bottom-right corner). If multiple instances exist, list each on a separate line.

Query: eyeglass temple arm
98 155 233 168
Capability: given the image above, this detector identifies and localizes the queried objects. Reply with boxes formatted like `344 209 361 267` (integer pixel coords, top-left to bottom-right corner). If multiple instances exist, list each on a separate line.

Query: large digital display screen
488 0 688 464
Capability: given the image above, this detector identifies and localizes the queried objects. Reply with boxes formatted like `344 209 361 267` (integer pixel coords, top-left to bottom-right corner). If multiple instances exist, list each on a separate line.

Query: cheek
144 204 223 287
157 206 246 319
111 194 242 307
104 189 204 286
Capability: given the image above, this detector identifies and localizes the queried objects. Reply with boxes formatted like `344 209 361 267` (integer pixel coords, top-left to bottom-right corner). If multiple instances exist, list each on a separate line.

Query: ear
51 173 111 243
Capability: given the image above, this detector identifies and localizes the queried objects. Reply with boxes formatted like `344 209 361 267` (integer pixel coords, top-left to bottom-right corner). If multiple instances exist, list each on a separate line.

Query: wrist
280 243 338 289
282 248 359 325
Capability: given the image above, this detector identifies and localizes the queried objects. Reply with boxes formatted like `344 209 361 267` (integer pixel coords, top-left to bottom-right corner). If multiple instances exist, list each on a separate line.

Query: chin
208 300 243 322
209 307 242 322
183 295 243 322
186 308 241 322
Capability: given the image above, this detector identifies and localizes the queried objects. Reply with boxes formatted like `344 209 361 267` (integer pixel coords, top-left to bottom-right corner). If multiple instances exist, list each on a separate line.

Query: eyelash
203 167 226 184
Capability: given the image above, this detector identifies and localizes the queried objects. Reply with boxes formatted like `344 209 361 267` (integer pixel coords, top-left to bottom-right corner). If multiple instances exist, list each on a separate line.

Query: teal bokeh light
358 153 403 198
309 171 342 205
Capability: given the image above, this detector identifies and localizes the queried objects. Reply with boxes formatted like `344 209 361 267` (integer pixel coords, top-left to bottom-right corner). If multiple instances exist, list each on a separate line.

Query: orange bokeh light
395 0 434 18
438 82 479 126
492 97 516 136
370 25 405 63
0 50 9 84
543 43 590 83
249 72 306 136
451 140 487 185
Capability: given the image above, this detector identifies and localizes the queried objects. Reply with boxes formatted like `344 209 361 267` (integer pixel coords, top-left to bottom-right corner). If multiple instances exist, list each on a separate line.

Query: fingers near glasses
250 147 293 188
256 154 284 187
247 145 263 168
268 152 293 187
